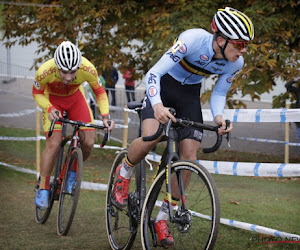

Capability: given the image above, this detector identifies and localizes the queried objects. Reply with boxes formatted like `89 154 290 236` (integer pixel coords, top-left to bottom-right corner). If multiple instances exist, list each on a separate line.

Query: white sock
155 200 169 222
120 159 134 179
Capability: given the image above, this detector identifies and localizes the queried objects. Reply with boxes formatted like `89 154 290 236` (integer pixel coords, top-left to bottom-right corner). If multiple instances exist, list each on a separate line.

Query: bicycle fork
165 128 191 230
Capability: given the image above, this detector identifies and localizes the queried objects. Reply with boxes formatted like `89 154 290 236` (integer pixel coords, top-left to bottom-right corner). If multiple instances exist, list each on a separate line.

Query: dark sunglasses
228 40 249 50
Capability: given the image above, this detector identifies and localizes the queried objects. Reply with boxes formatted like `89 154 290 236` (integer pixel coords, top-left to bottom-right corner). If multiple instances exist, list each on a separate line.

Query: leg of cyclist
63 129 96 193
151 75 202 247
35 131 62 208
79 129 96 161
112 118 161 207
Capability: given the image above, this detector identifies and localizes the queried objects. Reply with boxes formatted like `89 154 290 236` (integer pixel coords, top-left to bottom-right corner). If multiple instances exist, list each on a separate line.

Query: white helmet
54 41 82 71
212 7 254 41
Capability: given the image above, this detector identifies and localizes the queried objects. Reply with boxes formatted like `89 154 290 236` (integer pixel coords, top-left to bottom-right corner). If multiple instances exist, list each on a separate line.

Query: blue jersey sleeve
210 58 243 118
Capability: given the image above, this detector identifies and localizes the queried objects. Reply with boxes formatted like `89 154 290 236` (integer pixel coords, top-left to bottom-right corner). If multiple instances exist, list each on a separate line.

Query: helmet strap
216 33 229 61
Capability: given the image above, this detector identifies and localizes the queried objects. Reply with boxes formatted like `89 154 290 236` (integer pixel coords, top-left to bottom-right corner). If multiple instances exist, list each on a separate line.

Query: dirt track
0 77 299 159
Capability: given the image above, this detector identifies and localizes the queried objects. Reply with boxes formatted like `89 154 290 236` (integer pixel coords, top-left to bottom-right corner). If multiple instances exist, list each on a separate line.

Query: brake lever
166 108 176 137
107 120 111 141
225 119 231 148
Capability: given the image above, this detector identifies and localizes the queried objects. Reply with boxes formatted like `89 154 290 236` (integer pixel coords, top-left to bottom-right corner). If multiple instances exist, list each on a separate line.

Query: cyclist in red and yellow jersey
33 41 115 208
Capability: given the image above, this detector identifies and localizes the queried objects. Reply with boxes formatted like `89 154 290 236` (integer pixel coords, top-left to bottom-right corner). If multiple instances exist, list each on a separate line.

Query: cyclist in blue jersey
113 7 254 247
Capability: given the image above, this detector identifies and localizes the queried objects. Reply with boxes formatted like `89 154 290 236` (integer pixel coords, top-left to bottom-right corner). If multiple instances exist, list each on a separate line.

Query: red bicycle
35 111 109 235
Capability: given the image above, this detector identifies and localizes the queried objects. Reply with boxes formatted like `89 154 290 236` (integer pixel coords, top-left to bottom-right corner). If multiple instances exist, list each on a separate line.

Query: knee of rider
46 139 60 151
180 152 197 161
83 139 94 151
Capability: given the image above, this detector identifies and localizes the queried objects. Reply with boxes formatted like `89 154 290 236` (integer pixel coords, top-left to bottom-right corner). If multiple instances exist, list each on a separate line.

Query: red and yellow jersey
32 57 109 116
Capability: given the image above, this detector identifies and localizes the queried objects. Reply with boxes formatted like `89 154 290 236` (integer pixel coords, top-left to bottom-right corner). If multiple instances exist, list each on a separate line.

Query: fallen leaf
230 199 240 205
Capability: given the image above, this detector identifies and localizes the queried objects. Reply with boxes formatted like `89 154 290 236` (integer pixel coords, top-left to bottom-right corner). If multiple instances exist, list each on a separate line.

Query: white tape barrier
202 108 300 123
0 136 46 141
0 161 37 175
232 136 300 147
155 200 300 239
2 133 299 147
94 119 128 129
197 160 300 177
0 109 38 117
0 161 108 191
1 134 299 177
204 133 300 147
145 154 300 177
220 218 300 239
2 108 300 123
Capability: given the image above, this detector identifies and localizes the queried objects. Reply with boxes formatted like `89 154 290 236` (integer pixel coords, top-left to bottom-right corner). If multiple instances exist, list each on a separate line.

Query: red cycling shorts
42 88 94 135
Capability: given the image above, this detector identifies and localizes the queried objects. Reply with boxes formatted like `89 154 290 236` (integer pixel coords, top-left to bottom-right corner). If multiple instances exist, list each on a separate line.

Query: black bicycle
35 111 109 236
106 101 230 249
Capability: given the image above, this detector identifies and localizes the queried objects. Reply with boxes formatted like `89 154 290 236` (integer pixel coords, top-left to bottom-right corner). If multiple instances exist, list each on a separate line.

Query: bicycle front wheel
105 149 139 250
57 147 83 236
141 160 220 250
35 183 55 224
35 152 61 224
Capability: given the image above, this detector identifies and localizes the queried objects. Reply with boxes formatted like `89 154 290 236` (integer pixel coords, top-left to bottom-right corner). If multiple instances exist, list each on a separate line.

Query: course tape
145 154 300 177
204 133 300 146
2 133 300 146
2 108 300 123
1 134 299 177
0 108 38 117
154 201 300 239
0 161 108 191
220 218 300 239
1 162 299 239
202 108 300 123
0 136 46 141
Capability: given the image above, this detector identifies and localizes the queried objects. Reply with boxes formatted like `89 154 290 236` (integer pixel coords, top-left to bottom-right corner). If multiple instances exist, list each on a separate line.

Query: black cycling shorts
142 73 203 142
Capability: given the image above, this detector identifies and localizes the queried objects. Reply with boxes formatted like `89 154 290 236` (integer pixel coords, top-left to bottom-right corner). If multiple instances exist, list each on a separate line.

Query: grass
0 126 299 249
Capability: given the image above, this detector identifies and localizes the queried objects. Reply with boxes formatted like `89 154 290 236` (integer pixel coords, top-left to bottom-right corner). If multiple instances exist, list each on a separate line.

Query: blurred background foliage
1 0 299 108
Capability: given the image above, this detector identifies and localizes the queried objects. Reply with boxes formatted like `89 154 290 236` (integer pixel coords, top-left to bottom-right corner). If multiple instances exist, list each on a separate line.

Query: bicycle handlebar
142 114 231 154
48 112 110 148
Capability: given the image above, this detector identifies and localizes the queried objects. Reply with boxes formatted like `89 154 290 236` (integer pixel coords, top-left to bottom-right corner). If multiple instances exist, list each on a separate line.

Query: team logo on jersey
194 60 206 66
171 38 185 54
36 67 56 81
80 65 97 77
178 44 187 54
200 54 209 61
33 80 40 90
227 77 233 83
148 73 157 84
148 86 158 97
166 52 180 62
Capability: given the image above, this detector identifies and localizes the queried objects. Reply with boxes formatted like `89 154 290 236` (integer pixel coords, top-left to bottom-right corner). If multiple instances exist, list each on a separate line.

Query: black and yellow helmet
212 7 254 41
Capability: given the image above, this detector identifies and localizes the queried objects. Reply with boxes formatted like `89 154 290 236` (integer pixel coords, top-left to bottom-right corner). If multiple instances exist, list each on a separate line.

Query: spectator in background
103 66 118 106
285 77 300 143
123 65 136 103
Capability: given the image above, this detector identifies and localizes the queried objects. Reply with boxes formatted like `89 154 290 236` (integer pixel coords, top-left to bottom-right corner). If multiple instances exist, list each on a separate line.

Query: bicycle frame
52 113 88 199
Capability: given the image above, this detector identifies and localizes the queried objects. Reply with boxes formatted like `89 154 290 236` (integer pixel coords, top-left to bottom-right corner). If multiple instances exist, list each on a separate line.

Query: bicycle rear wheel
141 160 220 250
105 149 139 250
57 147 83 236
